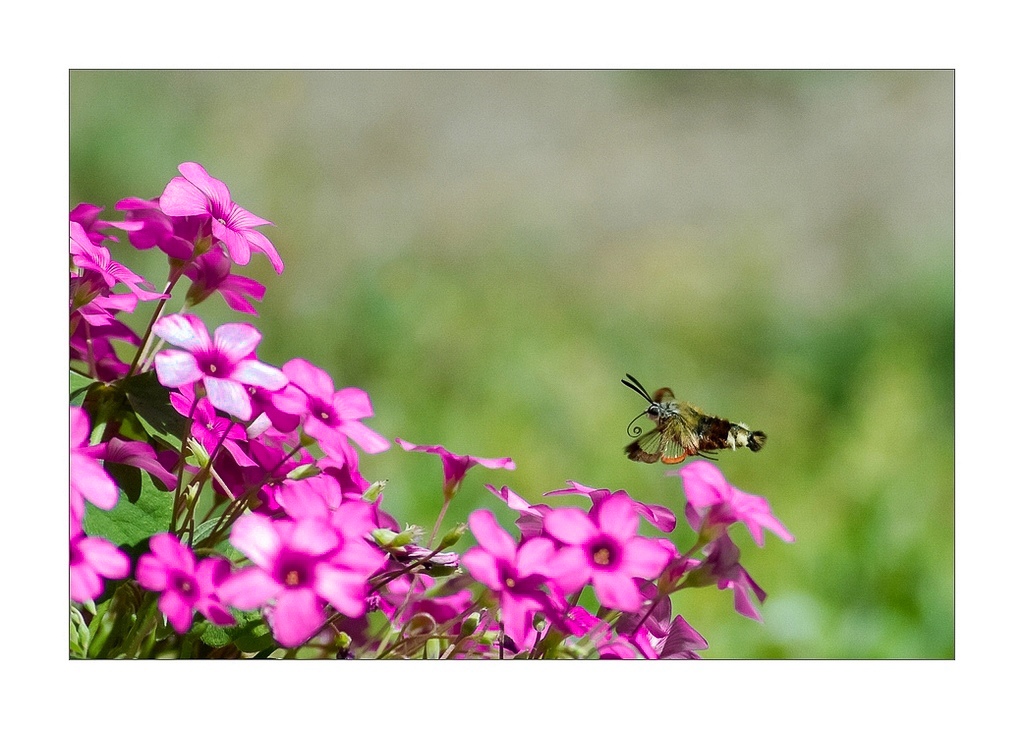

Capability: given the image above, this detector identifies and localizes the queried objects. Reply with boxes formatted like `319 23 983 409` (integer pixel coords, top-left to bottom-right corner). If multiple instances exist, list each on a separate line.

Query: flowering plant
70 162 793 659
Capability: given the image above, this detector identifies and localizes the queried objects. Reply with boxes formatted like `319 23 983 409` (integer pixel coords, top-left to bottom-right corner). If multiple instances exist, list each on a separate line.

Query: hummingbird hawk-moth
621 373 766 464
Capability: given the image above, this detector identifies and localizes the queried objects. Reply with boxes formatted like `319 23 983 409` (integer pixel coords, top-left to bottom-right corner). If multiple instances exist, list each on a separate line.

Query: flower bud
437 522 467 549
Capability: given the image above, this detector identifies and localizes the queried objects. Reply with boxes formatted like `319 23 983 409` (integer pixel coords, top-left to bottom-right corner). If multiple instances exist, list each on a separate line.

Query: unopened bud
459 612 480 638
437 522 467 549
285 463 321 481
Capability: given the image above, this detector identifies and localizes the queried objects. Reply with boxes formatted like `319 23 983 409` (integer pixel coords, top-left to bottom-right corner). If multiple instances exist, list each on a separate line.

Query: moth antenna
625 410 648 437
622 373 654 403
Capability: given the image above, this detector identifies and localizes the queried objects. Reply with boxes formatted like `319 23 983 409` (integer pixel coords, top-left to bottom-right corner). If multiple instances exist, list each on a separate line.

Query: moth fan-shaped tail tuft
747 430 767 452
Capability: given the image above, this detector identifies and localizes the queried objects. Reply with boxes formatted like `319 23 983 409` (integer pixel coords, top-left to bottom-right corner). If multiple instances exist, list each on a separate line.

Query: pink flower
70 407 118 523
687 533 768 620
672 461 793 546
396 439 515 498
462 510 575 650
170 382 257 468
545 480 677 533
219 506 385 648
114 197 196 260
70 518 130 603
136 533 234 633
273 359 389 462
152 313 287 421
159 162 283 273
70 221 166 304
183 248 266 315
484 484 551 538
543 491 673 612
69 203 120 245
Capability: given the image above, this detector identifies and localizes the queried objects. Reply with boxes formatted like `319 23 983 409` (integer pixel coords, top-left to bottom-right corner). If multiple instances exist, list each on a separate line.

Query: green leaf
70 370 96 407
83 468 174 557
123 371 188 451
205 609 275 653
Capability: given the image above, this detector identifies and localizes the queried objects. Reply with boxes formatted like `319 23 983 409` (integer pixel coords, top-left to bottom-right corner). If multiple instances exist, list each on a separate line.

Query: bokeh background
69 70 953 658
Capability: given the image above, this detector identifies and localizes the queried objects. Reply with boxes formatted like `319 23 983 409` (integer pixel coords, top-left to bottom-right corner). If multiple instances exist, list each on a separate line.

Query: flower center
593 547 611 566
285 570 301 586
196 350 232 379
311 400 338 427
173 573 196 597
505 576 516 589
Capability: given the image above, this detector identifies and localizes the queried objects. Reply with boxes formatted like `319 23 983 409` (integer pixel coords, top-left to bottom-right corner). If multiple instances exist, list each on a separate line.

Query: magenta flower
219 507 385 648
462 509 575 650
170 382 257 469
70 518 130 604
69 203 120 245
688 533 768 620
396 439 515 498
183 248 266 315
543 491 673 612
136 533 234 633
159 161 283 273
672 461 793 546
152 313 287 421
70 407 118 523
70 221 165 304
545 480 677 533
273 359 389 463
484 484 551 538
113 197 195 260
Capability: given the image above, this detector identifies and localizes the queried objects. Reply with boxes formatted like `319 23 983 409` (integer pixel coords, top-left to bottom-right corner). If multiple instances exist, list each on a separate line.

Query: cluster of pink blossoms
69 162 792 658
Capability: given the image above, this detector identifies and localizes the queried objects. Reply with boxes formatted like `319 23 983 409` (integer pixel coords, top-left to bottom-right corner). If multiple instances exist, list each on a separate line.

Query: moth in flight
621 373 766 464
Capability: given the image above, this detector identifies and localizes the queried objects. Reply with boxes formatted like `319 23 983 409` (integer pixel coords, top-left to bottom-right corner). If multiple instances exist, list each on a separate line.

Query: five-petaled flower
152 313 287 421
272 358 389 464
136 533 235 633
219 505 385 648
671 460 794 546
543 491 673 612
159 161 283 273
462 509 576 650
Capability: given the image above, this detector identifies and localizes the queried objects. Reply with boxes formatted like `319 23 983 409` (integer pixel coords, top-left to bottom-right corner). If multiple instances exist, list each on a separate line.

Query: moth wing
658 430 688 464
658 416 701 464
625 427 664 463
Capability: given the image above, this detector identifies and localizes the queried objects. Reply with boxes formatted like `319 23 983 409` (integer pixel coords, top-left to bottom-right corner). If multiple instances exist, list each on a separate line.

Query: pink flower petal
621 538 672 578
212 322 262 363
514 537 555 576
232 359 288 391
468 510 517 562
315 564 368 617
340 421 390 454
178 162 233 212
229 514 282 569
270 588 324 647
287 519 340 557
204 376 253 420
160 174 212 217
152 314 211 352
333 388 374 420
543 507 598 546
220 567 281 610
159 590 195 633
595 492 640 541
461 548 503 591
154 350 203 388
135 554 169 591
591 570 642 612
282 359 336 400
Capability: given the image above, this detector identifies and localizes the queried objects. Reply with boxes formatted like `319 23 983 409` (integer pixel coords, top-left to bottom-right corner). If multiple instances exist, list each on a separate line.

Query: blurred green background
70 70 953 658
